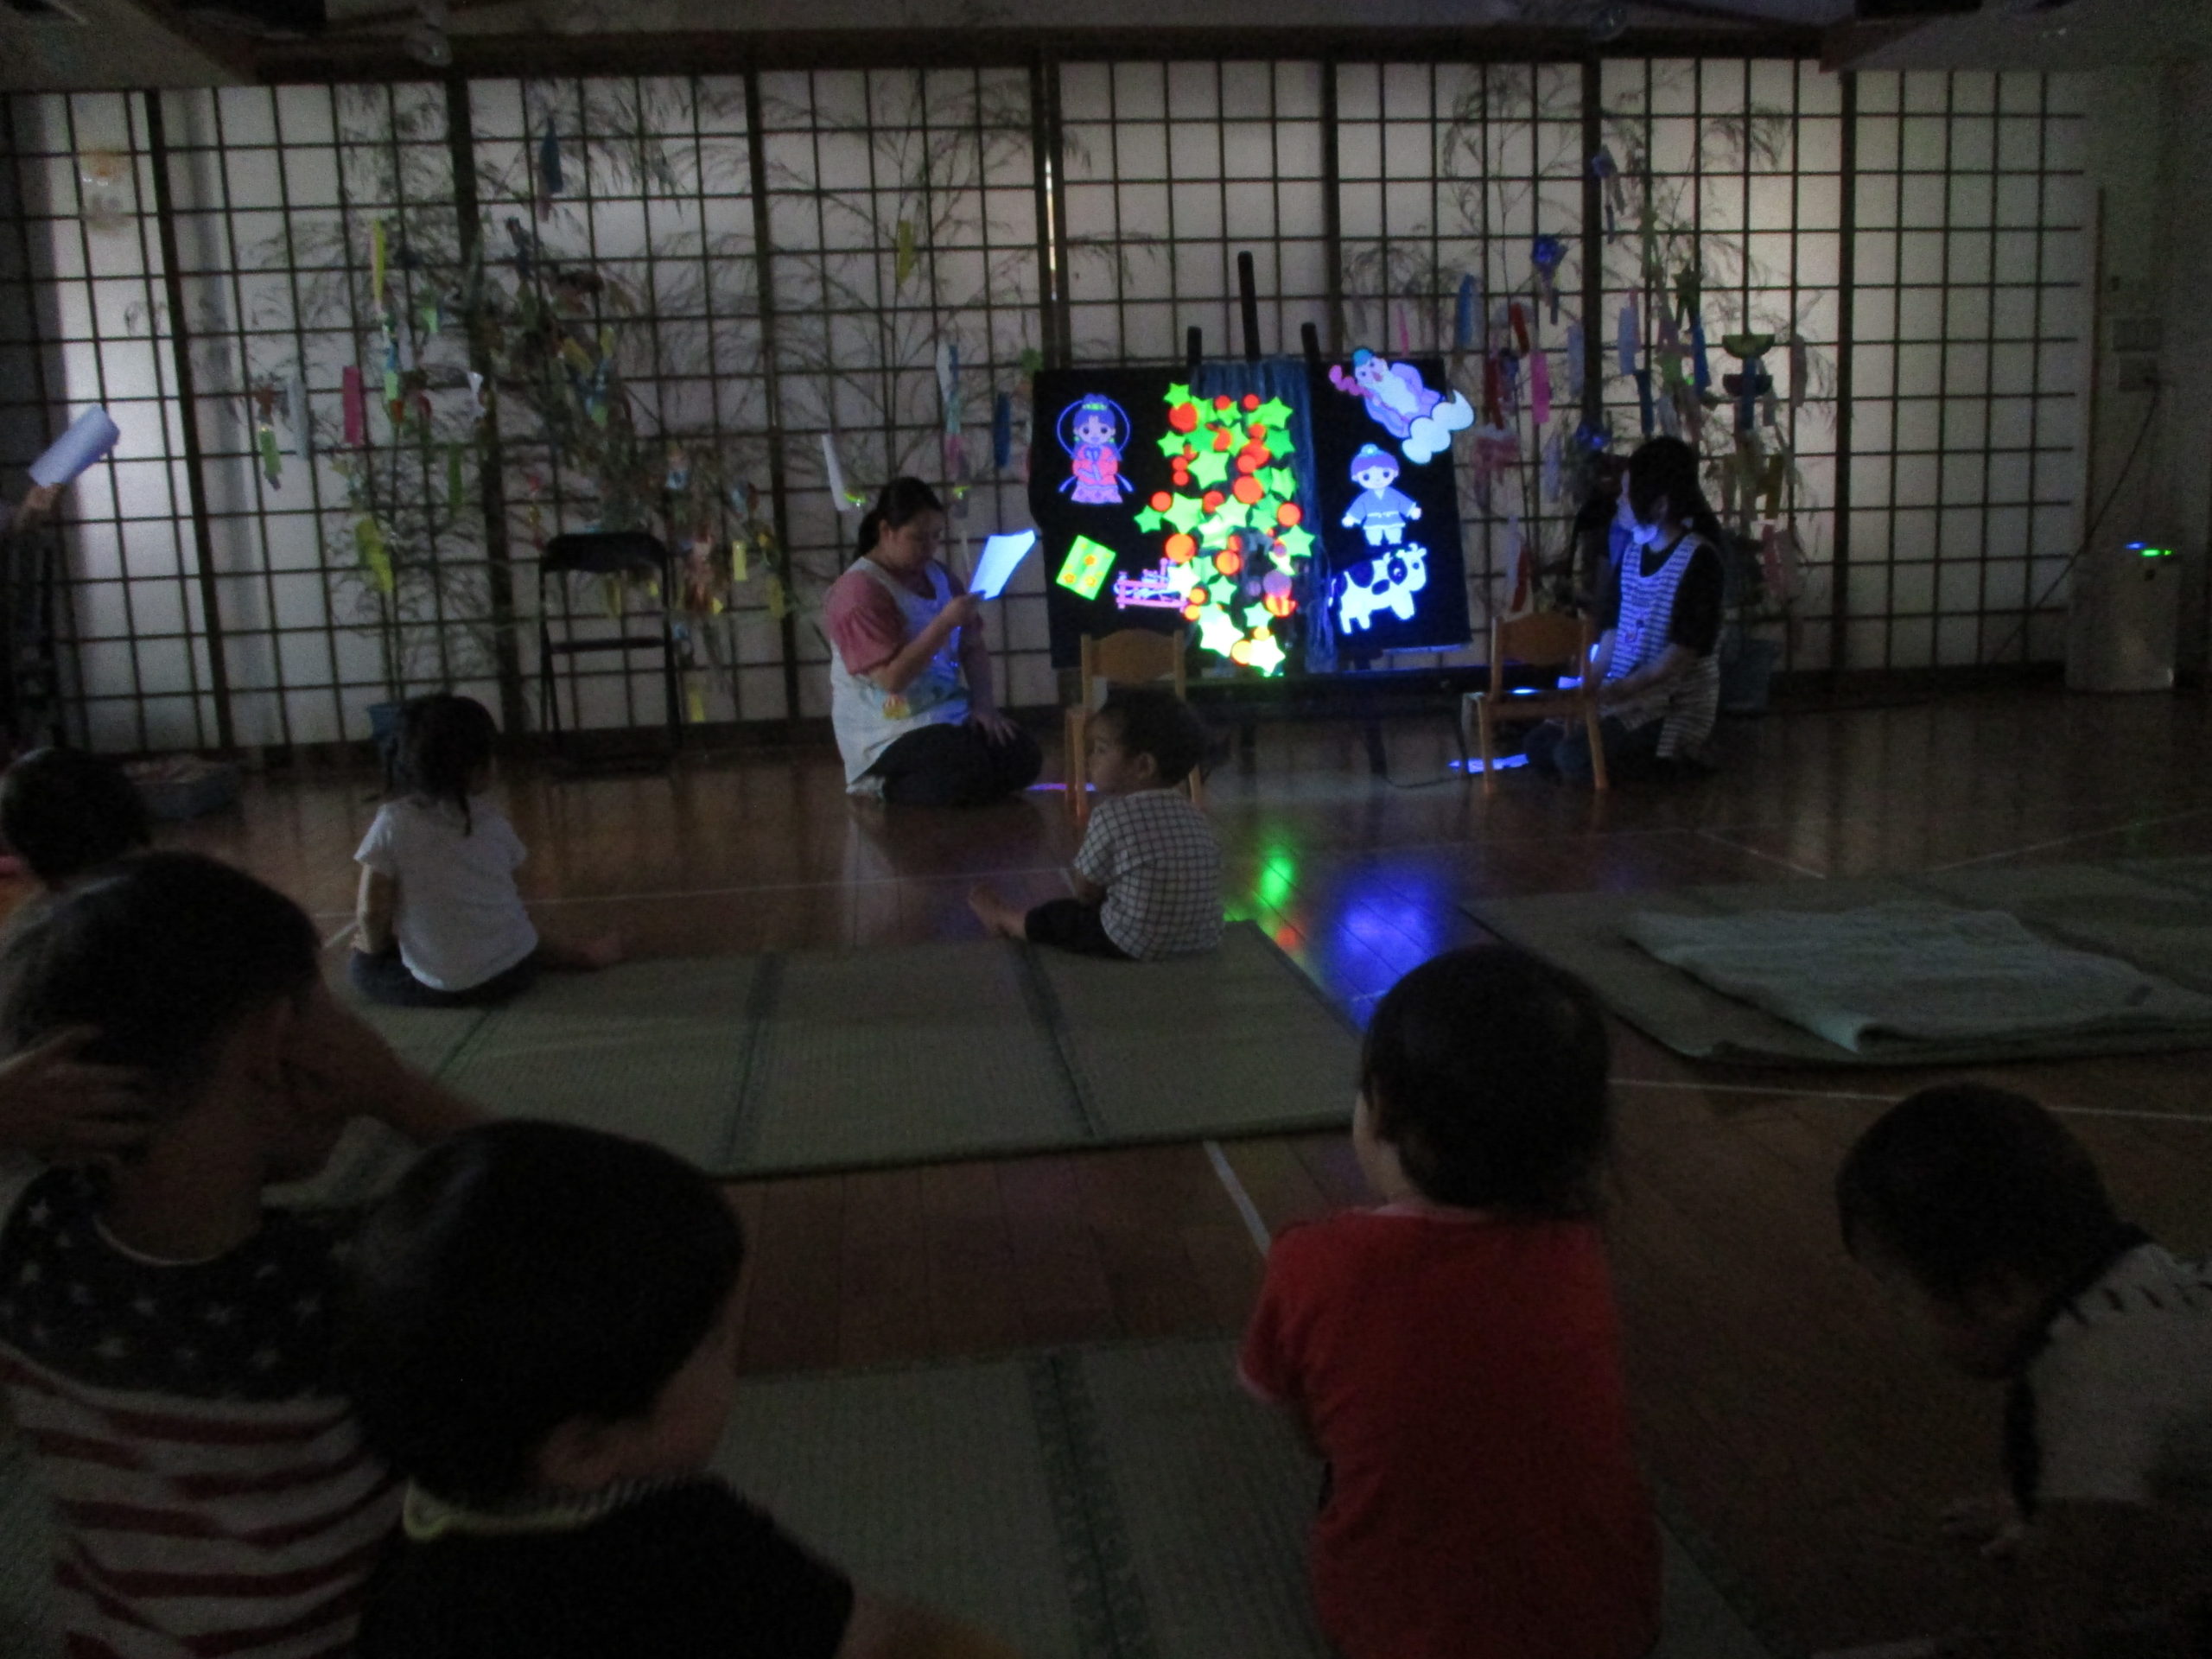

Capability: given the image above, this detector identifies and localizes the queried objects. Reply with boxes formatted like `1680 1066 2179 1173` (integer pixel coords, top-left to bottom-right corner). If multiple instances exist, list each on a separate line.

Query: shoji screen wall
0 59 2088 753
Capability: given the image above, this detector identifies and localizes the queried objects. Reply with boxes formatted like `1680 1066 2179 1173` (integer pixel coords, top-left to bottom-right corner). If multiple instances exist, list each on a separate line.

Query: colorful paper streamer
341 366 365 446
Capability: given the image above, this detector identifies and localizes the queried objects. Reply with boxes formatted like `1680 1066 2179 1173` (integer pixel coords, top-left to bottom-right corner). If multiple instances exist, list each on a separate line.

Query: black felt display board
1028 361 1471 672
1030 368 1183 669
1303 353 1471 659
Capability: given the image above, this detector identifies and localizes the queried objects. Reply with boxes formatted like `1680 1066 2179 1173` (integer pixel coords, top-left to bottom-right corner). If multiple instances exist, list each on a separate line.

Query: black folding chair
535 531 683 766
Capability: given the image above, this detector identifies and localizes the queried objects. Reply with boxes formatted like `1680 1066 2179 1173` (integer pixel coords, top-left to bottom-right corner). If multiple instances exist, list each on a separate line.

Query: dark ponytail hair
854 476 945 564
397 693 499 835
1626 436 1726 550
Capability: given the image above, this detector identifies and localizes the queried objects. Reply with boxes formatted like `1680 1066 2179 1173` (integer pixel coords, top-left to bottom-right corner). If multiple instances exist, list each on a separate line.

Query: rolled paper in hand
29 407 121 487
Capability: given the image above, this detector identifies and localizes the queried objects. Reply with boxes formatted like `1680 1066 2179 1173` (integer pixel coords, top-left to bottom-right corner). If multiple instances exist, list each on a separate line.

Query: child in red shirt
1240 945 1660 1659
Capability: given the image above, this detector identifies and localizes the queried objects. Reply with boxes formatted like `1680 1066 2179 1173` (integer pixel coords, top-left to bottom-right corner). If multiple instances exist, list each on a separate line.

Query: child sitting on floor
1837 1084 2212 1656
0 852 480 1659
0 746 151 893
1240 945 1660 1659
340 1118 1019 1659
351 692 620 1007
969 688 1220 961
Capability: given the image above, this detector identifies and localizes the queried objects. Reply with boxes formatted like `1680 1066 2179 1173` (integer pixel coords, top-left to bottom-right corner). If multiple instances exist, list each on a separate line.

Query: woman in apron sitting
823 477 1042 807
1526 436 1724 784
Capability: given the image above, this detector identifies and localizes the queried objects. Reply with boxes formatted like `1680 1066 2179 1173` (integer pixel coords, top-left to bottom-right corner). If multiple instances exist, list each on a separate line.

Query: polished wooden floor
149 685 2212 1656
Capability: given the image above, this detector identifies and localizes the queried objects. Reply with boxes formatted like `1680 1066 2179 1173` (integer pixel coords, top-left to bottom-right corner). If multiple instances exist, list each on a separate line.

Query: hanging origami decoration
1530 235 1567 325
341 365 366 447
937 340 965 480
1467 423 1518 509
1564 323 1585 401
1509 302 1532 358
257 418 283 489
371 219 389 311
1529 349 1552 428
993 392 1014 471
896 219 918 288
1454 274 1479 354
1542 429 1562 504
821 431 855 514
448 442 465 510
1789 335 1810 412
354 515 394 595
1590 146 1625 243
1504 514 1532 617
1617 301 1640 379
1721 333 1777 435
1690 316 1713 393
288 369 310 458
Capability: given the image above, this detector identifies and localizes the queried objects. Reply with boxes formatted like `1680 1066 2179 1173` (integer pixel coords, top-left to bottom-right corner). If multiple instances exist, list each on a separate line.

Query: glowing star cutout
1242 631 1285 673
1185 448 1233 490
1196 607 1245 656
1055 535 1116 600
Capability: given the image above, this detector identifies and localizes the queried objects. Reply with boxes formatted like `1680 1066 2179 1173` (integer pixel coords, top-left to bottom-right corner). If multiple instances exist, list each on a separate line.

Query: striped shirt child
0 1164 397 1659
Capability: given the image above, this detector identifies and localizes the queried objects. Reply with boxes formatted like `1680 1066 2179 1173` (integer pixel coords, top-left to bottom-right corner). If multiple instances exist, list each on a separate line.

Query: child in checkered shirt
969 689 1220 962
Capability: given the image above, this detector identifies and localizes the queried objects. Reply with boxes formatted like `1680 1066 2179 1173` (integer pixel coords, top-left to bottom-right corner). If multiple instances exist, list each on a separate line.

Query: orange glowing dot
1202 491 1226 513
1277 502 1303 526
1231 475 1265 505
1236 454 1259 474
1213 395 1233 411
1164 532 1196 563
1249 420 1267 437
1230 639 1255 664
1214 549 1244 575
1167 403 1198 433
1242 394 1261 411
1150 491 1173 512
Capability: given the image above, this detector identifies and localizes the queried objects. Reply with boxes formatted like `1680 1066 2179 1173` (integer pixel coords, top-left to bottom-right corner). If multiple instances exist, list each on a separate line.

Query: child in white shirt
969 689 1219 961
350 695 620 1007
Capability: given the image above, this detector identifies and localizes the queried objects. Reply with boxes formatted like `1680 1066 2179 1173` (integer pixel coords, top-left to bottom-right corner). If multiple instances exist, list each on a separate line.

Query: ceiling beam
253 19 1829 84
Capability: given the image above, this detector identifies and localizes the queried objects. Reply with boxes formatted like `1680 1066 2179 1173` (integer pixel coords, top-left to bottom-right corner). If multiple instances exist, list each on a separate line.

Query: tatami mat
352 924 1357 1177
0 1338 1781 1659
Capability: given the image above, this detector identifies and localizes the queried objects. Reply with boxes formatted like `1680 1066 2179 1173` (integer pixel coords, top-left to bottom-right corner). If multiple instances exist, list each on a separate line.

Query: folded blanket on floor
1624 901 2212 1052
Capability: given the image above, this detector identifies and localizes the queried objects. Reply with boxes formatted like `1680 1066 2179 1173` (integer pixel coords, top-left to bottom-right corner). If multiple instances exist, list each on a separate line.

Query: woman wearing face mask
823 476 1042 806
1526 436 1725 783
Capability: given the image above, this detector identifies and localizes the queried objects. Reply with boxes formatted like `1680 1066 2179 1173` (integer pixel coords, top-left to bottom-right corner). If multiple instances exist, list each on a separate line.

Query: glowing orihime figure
1058 393 1136 505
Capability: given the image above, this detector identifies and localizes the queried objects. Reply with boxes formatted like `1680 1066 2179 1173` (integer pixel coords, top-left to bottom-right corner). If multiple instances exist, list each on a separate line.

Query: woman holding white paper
823 477 1041 807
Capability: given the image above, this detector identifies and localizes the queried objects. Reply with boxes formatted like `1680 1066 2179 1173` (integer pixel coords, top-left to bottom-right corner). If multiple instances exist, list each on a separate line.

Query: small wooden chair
1464 612 1608 796
1065 627 1198 823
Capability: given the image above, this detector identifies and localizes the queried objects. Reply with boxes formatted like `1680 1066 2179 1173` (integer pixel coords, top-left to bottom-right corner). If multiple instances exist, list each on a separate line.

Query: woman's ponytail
853 508 885 564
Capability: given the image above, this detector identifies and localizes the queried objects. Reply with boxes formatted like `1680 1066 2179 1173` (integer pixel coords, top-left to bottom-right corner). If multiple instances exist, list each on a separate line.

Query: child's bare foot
579 932 626 970
967 884 1027 942
1938 1494 2024 1558
539 932 626 972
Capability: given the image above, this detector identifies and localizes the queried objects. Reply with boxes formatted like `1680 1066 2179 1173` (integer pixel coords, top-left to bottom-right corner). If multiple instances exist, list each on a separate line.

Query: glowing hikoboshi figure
1326 348 1476 466
1333 544 1429 633
1340 444 1422 548
1057 392 1136 505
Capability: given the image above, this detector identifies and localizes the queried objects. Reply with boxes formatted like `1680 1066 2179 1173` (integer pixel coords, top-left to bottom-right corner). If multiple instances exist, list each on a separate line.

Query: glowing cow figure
1333 543 1428 632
